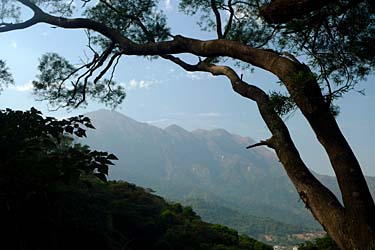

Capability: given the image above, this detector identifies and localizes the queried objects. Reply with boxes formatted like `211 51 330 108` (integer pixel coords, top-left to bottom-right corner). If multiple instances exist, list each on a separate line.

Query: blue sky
0 0 374 176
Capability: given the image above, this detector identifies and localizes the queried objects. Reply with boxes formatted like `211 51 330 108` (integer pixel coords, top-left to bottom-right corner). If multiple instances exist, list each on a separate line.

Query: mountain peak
210 128 231 137
86 109 137 122
164 124 189 134
86 108 123 117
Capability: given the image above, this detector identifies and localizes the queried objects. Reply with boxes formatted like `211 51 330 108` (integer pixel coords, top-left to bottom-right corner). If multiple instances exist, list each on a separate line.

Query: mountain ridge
81 109 374 244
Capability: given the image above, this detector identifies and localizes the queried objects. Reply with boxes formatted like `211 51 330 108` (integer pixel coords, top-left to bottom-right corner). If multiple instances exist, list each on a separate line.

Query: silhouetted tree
0 109 272 249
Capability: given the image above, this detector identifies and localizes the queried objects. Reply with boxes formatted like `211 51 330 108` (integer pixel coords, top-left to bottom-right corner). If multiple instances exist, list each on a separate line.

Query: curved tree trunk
161 56 375 249
281 68 375 250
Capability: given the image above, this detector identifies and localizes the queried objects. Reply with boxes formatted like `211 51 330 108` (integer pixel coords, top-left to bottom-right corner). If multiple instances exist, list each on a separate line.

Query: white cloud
145 118 173 124
10 81 33 92
197 112 223 118
65 0 77 6
10 40 17 49
164 0 173 10
168 112 224 119
125 79 158 90
186 72 212 80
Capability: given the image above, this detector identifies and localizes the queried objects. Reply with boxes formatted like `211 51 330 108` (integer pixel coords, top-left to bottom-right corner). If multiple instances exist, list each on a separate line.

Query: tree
0 108 272 250
0 108 118 249
0 59 14 92
0 108 117 188
299 235 340 250
0 1 374 248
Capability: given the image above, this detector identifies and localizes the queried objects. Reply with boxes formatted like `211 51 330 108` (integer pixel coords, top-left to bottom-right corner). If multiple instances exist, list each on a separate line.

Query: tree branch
260 0 337 24
223 0 234 38
3 1 298 80
94 52 122 84
210 0 224 38
99 0 155 42
246 138 274 149
0 16 39 32
17 0 43 13
162 55 346 235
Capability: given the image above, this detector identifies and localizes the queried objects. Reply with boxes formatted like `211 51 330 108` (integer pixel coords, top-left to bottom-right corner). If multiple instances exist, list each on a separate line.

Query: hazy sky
0 0 374 176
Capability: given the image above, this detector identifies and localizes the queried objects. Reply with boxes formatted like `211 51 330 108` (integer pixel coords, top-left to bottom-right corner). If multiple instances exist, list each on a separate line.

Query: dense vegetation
83 109 319 227
184 198 311 245
298 235 340 250
0 108 272 250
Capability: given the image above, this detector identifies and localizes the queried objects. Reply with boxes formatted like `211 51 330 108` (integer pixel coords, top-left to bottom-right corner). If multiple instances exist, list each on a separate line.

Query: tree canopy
0 108 273 250
0 108 117 188
0 59 14 92
298 235 340 250
1 0 373 109
0 1 374 249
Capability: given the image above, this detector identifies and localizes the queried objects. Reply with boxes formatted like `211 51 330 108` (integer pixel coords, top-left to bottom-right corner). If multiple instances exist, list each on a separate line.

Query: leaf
65 125 74 134
104 159 115 165
94 172 107 182
107 153 119 160
85 122 95 129
82 117 91 122
30 107 42 115
97 165 109 175
74 128 87 137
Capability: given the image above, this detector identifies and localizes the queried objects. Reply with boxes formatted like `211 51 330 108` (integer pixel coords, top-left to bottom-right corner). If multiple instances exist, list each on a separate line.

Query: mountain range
81 109 374 244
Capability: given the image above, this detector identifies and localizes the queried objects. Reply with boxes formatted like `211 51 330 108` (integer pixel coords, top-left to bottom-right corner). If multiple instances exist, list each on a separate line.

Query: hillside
82 109 374 244
83 110 306 221
0 108 272 250
2 179 275 250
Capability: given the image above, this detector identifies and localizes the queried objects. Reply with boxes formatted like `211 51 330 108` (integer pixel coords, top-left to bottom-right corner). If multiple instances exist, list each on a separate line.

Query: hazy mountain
81 109 374 243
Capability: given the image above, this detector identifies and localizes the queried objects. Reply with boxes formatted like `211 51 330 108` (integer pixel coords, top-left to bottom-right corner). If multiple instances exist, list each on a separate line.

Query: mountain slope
82 109 374 243
83 110 306 221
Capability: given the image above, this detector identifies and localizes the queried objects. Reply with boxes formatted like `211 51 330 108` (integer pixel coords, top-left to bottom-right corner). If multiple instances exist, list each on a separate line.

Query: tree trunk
276 65 375 250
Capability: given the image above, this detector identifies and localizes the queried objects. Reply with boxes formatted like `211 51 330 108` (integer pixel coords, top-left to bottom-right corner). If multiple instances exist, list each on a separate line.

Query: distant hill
82 109 374 244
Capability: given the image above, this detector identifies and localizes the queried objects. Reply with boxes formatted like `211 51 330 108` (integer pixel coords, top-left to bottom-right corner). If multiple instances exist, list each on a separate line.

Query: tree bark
281 69 375 249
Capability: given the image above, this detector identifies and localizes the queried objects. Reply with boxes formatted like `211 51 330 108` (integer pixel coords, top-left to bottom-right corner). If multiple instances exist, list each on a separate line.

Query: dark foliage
0 59 14 92
0 108 115 189
0 108 272 250
299 235 340 250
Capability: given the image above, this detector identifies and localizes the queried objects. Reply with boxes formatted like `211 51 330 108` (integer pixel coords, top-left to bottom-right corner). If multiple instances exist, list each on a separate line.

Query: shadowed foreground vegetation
0 108 272 250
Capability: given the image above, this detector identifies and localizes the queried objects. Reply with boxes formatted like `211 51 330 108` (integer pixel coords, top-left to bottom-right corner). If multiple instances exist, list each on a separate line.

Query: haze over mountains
82 109 375 244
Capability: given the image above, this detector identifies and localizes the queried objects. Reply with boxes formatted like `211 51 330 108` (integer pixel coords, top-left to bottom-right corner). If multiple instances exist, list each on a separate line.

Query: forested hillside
184 198 313 244
83 109 313 227
82 109 375 246
0 108 272 250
